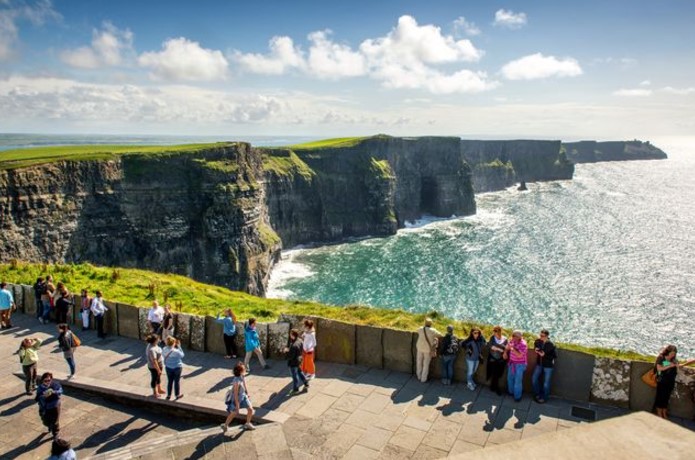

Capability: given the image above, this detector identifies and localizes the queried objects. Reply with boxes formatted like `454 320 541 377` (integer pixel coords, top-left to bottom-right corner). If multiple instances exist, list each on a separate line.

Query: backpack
72 332 81 347
34 282 46 296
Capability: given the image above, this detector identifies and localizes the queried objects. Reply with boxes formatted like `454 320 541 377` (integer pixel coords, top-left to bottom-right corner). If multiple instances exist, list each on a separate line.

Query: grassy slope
0 262 649 360
287 137 367 150
0 143 226 170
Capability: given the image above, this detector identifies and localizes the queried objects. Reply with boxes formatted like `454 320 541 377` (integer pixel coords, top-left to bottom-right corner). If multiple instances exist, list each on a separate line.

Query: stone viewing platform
3 312 695 459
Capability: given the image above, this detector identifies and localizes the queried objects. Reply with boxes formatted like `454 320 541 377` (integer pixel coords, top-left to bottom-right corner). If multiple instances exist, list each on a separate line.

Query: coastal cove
269 137 695 357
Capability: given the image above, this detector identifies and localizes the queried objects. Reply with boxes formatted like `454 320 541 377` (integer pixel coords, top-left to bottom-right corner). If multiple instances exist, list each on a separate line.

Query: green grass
287 137 367 150
262 150 315 179
0 261 651 360
0 143 227 170
370 158 395 179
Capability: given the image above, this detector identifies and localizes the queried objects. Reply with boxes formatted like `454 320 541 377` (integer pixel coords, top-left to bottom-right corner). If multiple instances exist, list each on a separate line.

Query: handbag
423 327 437 358
641 368 657 388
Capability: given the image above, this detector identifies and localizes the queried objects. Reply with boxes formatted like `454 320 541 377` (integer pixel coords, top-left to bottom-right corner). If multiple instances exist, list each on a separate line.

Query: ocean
268 137 695 356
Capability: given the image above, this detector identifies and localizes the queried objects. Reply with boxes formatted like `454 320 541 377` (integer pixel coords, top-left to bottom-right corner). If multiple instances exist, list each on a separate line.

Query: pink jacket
508 338 528 365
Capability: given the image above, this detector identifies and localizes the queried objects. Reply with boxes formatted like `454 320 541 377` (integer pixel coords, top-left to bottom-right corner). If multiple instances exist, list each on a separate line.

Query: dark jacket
534 339 557 368
58 331 74 352
440 333 460 357
36 381 63 410
462 335 487 361
287 338 304 367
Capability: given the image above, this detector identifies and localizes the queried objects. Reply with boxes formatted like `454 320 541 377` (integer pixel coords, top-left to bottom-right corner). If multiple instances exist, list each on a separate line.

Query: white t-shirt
148 306 164 323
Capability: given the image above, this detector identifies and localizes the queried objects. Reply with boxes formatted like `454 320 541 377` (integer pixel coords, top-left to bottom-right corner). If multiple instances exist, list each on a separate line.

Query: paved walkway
2 313 692 459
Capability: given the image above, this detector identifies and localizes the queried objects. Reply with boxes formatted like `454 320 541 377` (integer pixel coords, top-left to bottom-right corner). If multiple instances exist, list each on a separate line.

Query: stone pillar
383 328 413 374
12 284 24 313
205 316 226 355
175 313 192 349
590 357 631 408
23 285 36 315
138 307 149 340
268 322 290 360
116 303 140 339
190 315 206 351
316 318 356 365
356 325 383 368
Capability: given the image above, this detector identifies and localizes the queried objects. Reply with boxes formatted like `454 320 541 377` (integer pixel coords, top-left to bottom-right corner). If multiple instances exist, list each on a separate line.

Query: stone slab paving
2 313 695 459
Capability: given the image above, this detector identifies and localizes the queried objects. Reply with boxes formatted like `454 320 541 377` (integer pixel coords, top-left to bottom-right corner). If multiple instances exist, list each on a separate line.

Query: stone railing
9 283 695 418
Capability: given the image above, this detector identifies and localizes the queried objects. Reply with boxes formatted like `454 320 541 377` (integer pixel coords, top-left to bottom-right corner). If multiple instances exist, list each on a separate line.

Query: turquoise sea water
269 137 695 356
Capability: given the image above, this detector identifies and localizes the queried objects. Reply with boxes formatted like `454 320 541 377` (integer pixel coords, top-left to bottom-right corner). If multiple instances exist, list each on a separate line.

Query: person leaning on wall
415 318 442 383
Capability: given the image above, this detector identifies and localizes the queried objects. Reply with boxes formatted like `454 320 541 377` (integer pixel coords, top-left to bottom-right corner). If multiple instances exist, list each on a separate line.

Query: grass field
0 261 650 360
287 137 367 150
0 143 225 169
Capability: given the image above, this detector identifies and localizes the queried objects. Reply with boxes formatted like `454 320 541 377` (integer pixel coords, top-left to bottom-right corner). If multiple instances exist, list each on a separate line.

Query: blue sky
0 0 693 139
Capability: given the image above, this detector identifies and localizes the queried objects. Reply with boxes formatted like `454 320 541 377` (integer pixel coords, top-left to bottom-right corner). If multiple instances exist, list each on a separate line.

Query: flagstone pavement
3 313 689 459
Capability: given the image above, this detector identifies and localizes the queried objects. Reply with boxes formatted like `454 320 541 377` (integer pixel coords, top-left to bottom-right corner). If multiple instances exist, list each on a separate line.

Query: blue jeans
442 355 455 382
289 366 307 391
507 363 527 401
532 366 554 400
166 366 182 397
65 356 76 375
41 300 51 321
466 359 479 387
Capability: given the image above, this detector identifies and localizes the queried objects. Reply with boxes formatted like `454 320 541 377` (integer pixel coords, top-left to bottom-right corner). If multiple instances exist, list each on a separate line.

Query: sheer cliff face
0 144 279 296
460 140 574 193
564 141 668 163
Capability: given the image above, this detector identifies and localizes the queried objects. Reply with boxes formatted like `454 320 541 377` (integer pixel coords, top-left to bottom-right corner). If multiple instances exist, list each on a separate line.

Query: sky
0 0 693 140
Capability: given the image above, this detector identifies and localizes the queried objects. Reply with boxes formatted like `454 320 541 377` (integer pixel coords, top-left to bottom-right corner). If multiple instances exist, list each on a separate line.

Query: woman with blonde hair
162 336 185 400
301 319 316 379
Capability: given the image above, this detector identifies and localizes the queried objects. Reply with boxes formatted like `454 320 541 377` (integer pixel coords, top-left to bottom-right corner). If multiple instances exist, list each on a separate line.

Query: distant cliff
0 136 665 295
564 140 667 163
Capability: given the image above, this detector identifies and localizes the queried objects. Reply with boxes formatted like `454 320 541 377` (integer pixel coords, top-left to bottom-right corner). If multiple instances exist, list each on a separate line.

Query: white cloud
233 36 304 75
453 16 481 36
639 80 651 86
138 37 228 81
307 30 366 79
613 88 652 97
0 0 60 60
501 53 582 80
660 86 695 95
493 9 527 29
61 22 133 69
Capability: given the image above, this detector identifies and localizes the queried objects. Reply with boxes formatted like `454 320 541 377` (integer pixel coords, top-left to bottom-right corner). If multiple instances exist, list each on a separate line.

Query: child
221 362 255 432
243 318 268 373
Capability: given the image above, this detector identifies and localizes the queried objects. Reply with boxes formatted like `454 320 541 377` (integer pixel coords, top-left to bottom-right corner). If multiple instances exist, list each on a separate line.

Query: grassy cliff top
287 137 368 150
1 261 649 361
0 143 227 170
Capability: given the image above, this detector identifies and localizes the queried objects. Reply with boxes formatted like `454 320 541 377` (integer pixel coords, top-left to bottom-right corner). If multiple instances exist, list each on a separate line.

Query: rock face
564 140 667 163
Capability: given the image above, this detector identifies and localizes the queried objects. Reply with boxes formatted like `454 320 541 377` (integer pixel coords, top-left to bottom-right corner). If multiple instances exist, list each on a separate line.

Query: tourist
35 372 63 439
163 336 185 400
90 290 108 338
505 331 528 402
301 319 316 379
80 289 91 331
439 325 460 385
531 329 557 403
216 309 238 359
48 438 77 460
145 334 165 398
243 318 268 373
18 337 42 394
0 281 15 329
653 345 695 419
221 362 255 432
41 275 56 323
57 324 77 378
462 327 486 391
34 277 45 322
486 326 508 395
54 283 73 325
147 300 164 335
415 318 442 383
160 304 175 345
285 329 309 396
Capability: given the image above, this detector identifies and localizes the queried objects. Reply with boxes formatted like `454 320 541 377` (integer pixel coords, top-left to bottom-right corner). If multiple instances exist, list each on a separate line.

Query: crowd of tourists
3 277 694 458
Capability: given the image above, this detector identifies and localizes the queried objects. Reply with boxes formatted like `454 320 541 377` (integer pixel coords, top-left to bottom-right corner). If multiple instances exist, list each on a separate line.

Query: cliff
460 139 574 193
564 140 667 163
0 144 279 296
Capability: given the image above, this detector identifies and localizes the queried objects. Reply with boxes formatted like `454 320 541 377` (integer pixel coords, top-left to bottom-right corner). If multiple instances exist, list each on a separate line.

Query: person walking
163 336 185 400
415 318 442 383
301 319 317 379
439 325 460 385
145 334 165 398
54 284 73 325
285 329 310 396
221 362 256 432
34 277 46 322
216 309 238 359
0 281 15 329
653 345 695 419
18 337 43 394
160 304 175 345
486 326 508 395
505 331 528 402
80 289 91 331
462 327 486 391
147 301 164 336
243 318 268 373
35 372 63 439
90 290 108 338
531 329 557 403
57 324 78 378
